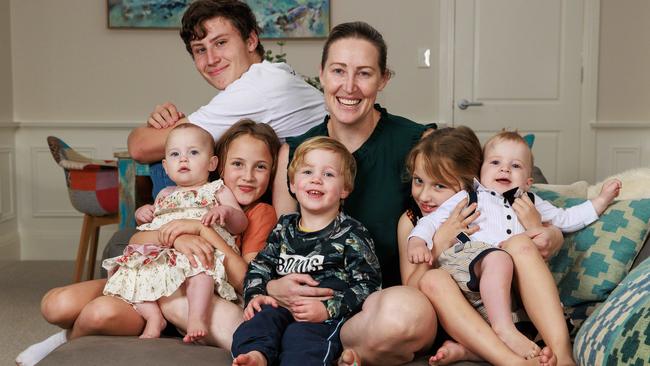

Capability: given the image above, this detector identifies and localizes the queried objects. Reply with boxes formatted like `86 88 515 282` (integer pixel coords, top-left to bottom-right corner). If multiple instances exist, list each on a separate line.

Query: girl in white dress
102 123 248 342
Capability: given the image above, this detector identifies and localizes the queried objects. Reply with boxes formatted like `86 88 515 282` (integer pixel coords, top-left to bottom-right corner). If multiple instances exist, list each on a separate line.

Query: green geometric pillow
533 190 650 309
573 257 650 365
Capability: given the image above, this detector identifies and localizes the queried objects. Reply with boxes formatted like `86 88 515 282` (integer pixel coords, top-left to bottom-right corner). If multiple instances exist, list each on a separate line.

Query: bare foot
338 348 360 366
183 315 208 343
429 340 482 366
495 327 541 359
536 347 557 366
140 317 167 339
232 351 267 366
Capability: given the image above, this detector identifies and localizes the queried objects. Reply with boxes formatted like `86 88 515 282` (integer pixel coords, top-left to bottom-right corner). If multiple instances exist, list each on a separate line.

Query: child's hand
158 219 203 247
135 204 155 225
244 295 278 320
434 199 480 250
407 237 433 265
201 205 234 227
591 179 622 215
513 194 542 230
290 300 329 323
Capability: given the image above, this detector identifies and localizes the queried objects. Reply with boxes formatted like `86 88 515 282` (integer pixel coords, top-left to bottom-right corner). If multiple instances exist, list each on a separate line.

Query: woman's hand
433 198 480 252
244 295 278 320
158 219 203 247
171 234 215 268
513 194 542 230
266 274 333 308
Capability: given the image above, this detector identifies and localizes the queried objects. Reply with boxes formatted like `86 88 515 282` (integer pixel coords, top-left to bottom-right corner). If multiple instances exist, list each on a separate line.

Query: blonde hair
405 126 482 191
288 136 357 192
483 130 534 176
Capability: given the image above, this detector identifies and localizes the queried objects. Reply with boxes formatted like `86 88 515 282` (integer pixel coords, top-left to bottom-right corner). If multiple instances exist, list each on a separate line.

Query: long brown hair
405 126 482 191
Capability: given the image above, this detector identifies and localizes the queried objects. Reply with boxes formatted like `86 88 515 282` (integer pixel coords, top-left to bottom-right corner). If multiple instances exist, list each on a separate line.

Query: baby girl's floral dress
103 179 239 303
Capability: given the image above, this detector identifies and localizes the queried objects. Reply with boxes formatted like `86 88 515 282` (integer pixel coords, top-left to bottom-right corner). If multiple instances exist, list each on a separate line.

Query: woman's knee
370 287 436 340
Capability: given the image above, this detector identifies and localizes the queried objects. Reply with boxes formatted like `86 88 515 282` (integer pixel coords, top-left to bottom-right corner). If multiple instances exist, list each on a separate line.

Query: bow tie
501 187 535 206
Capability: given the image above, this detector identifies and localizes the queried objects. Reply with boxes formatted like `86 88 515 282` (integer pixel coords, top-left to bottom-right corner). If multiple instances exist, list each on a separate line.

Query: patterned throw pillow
573 258 650 366
532 190 650 325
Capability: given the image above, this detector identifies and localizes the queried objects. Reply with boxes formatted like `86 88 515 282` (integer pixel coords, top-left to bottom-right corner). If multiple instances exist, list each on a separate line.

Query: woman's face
319 38 389 127
411 154 461 216
221 134 273 210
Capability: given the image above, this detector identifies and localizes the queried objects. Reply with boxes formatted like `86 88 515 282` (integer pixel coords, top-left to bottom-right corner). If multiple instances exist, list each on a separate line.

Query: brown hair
483 130 534 176
180 0 264 59
288 136 357 193
214 119 281 179
321 21 391 77
405 126 482 191
166 123 215 155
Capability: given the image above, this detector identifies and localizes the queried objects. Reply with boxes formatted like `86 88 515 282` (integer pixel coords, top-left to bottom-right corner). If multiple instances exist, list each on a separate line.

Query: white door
452 0 584 184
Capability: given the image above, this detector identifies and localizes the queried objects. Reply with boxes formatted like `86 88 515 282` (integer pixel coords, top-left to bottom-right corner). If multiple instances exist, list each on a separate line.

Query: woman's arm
272 144 298 217
397 213 431 287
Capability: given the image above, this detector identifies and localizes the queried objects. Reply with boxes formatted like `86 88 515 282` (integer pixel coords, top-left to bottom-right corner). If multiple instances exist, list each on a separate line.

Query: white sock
15 329 69 366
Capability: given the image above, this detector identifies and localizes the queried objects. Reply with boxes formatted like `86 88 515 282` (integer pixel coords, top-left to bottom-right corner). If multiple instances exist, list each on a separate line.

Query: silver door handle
457 99 484 110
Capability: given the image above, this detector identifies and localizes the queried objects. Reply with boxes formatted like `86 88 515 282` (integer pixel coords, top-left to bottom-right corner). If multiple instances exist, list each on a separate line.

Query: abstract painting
107 0 330 38
245 0 330 39
107 0 193 29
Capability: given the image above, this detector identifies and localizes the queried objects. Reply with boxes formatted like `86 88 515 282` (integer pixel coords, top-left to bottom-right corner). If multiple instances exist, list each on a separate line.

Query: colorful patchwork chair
47 136 119 282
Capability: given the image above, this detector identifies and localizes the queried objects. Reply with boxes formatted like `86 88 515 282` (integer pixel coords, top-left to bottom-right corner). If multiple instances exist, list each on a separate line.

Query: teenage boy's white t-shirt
188 60 326 141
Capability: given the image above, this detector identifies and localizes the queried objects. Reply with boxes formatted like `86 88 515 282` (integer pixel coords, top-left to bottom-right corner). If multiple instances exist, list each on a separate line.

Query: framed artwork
246 0 330 39
107 0 193 29
107 0 330 38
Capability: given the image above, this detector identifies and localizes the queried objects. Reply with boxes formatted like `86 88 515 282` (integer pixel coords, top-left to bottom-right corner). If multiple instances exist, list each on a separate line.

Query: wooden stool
74 213 119 282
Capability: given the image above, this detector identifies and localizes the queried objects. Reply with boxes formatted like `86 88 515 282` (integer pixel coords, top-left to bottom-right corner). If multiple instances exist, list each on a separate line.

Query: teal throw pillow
533 190 650 310
573 257 650 365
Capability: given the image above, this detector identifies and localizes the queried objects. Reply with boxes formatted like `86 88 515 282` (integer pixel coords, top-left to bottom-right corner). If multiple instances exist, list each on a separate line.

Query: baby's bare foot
232 351 267 366
495 327 541 359
140 317 167 339
338 348 360 366
183 315 208 343
429 340 481 366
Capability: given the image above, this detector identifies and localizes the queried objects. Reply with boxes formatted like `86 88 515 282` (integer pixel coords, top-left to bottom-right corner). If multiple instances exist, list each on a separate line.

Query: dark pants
232 305 344 366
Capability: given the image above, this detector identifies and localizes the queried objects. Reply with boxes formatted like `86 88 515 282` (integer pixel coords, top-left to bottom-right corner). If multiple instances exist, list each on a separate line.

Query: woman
272 22 563 366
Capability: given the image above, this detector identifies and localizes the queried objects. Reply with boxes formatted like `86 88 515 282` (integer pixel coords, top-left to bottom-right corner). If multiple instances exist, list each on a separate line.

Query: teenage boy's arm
127 118 188 163
324 227 382 320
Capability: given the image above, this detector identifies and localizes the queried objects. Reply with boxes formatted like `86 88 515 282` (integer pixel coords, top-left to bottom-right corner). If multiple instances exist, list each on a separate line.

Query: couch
39 180 650 366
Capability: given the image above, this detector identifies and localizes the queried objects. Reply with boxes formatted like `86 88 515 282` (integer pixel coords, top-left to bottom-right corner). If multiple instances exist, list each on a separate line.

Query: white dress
102 180 239 303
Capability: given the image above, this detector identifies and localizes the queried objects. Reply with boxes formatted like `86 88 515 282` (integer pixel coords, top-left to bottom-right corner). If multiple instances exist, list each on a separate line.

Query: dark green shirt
287 105 427 287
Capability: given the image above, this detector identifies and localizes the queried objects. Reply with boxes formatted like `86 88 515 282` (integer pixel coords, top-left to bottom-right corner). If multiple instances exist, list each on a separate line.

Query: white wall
594 0 650 180
8 0 439 260
0 0 19 259
5 0 650 259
